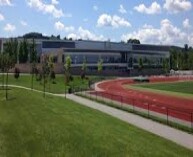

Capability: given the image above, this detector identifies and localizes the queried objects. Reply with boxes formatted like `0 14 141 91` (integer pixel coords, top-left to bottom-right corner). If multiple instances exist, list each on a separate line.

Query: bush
14 67 20 79
50 71 56 84
80 71 85 80
69 75 73 82
34 68 39 81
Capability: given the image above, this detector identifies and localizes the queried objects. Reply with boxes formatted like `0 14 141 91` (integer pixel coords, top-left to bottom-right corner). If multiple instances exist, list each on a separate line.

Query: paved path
5 85 193 150
57 93 193 151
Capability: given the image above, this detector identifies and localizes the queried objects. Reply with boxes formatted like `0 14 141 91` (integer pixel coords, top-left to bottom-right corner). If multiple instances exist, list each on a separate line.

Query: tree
30 38 37 90
3 53 14 100
64 55 71 97
64 55 72 85
41 55 50 98
81 57 87 80
163 58 170 75
0 54 5 89
23 32 49 39
97 58 103 76
3 38 18 63
170 48 178 70
57 35 60 40
48 55 55 91
138 57 143 75
18 39 29 63
127 39 140 44
184 44 188 52
1 40 17 99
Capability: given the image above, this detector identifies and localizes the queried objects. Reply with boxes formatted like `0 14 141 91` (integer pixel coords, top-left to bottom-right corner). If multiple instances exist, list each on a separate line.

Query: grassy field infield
0 74 89 94
0 88 193 156
131 81 193 98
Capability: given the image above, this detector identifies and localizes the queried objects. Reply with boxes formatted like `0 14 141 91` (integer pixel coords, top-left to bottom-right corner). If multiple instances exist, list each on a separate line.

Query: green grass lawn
132 81 193 96
0 88 193 156
0 74 89 94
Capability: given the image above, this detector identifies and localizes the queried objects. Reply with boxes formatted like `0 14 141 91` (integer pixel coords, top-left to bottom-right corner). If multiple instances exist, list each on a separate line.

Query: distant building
43 40 171 76
0 38 172 76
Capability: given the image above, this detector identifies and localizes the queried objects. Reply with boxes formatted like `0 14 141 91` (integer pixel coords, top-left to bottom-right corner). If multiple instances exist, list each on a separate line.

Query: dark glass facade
64 52 127 64
42 41 75 49
132 45 170 52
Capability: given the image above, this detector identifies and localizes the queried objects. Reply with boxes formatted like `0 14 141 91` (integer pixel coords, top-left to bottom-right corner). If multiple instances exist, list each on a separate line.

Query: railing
74 87 193 132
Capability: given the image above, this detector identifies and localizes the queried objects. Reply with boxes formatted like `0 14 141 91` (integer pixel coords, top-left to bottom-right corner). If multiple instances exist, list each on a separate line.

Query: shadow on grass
0 88 12 91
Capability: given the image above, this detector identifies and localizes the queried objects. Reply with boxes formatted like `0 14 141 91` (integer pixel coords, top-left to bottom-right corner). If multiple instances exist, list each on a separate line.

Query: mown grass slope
0 88 192 157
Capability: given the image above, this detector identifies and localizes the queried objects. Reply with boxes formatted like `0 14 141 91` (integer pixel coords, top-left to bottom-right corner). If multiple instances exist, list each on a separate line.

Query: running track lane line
63 94 193 151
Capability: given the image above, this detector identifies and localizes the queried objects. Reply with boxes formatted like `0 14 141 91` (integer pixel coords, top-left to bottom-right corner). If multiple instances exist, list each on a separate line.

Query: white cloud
134 2 161 14
119 4 127 14
97 14 131 28
0 0 12 6
51 0 59 5
121 19 188 46
4 23 16 32
183 18 191 28
54 21 74 32
188 33 193 45
142 24 154 29
67 27 105 41
93 5 98 11
0 13 4 21
20 20 28 26
164 0 192 13
27 0 65 18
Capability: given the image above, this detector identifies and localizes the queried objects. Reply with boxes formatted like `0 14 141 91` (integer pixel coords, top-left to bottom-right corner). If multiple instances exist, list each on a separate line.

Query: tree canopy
127 39 140 44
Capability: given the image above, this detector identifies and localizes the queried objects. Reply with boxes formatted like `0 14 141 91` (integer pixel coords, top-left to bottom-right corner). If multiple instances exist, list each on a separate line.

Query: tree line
170 46 193 71
3 38 40 64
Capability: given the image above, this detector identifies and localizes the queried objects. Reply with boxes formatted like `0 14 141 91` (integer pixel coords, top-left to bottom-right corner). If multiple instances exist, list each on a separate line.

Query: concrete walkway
5 85 193 150
58 93 193 151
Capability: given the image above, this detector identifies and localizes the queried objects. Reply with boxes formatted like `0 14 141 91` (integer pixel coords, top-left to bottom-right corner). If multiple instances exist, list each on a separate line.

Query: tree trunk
31 73 34 90
2 71 5 89
49 77 51 93
43 77 46 98
5 72 8 100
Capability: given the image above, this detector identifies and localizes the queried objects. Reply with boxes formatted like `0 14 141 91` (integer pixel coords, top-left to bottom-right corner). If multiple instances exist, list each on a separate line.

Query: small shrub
69 75 73 81
80 71 85 80
14 67 20 79
50 71 56 84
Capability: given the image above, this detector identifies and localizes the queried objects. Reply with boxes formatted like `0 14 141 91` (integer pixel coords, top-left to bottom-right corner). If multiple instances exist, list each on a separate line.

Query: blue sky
0 0 193 46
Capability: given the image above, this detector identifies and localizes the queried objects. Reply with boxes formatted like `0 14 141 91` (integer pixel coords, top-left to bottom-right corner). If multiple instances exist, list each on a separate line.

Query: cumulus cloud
0 13 4 21
163 0 192 13
51 0 59 5
4 23 16 32
183 18 191 28
121 19 188 46
97 14 131 28
67 27 105 41
54 21 74 32
0 0 12 6
119 4 127 14
188 33 193 45
27 0 66 18
93 5 98 11
20 20 28 26
134 2 161 14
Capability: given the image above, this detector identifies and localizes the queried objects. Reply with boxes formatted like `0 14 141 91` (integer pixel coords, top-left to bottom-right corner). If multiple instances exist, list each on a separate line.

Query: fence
73 87 193 132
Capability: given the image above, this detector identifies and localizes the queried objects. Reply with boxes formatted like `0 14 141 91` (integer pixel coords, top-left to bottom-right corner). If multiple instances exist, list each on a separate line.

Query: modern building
0 38 171 76
43 40 171 76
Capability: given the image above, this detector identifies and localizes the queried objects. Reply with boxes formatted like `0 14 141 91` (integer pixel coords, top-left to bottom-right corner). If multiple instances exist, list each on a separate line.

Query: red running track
95 76 193 122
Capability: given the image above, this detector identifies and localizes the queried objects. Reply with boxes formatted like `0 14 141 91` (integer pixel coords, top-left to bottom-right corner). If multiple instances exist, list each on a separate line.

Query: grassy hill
0 88 192 157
